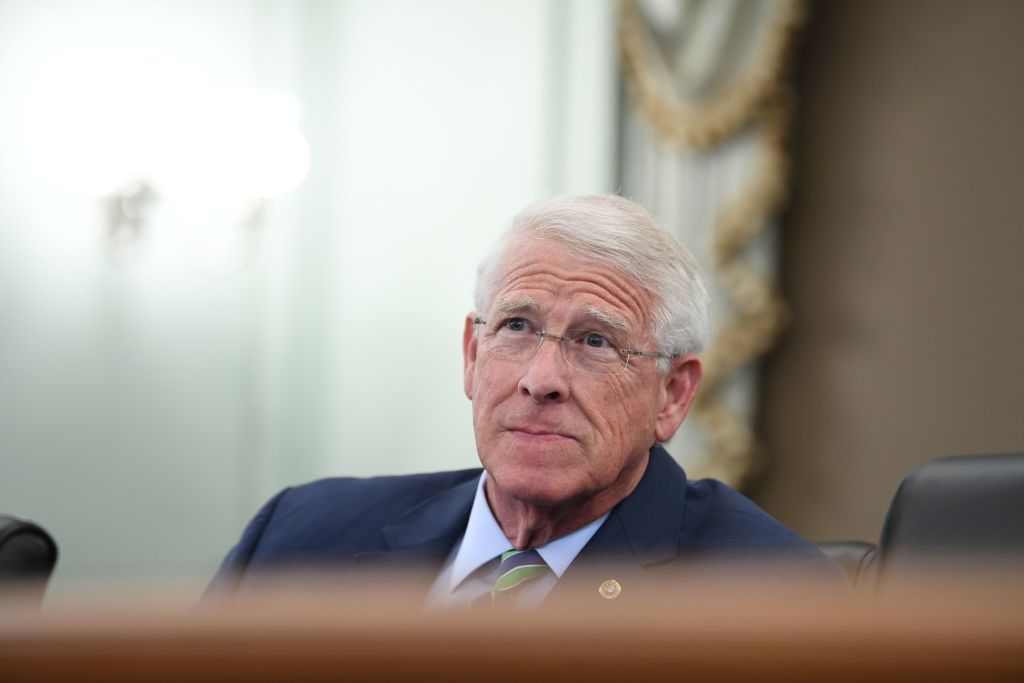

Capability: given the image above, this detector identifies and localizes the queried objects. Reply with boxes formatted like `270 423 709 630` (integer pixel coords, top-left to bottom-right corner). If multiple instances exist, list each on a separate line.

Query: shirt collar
449 472 609 590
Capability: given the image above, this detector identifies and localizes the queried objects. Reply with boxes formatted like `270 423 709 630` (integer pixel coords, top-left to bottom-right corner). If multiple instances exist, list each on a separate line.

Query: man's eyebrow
583 306 629 333
493 297 540 316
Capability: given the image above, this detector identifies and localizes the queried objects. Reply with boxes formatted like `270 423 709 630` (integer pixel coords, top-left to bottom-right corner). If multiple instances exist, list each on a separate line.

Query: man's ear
654 354 703 442
462 313 478 400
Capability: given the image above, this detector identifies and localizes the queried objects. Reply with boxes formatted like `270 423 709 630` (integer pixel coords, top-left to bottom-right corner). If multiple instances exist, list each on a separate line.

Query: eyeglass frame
472 316 678 374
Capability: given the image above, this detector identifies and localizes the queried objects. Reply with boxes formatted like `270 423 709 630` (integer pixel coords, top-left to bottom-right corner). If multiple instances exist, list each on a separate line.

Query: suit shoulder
244 468 480 557
679 477 847 585
681 477 806 546
277 468 482 519
207 467 481 594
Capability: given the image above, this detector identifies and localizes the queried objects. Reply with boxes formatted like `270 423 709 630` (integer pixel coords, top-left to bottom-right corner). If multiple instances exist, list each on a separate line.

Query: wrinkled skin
463 238 702 548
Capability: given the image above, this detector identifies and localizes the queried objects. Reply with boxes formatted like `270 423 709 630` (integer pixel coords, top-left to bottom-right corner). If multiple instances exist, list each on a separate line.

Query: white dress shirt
428 472 609 608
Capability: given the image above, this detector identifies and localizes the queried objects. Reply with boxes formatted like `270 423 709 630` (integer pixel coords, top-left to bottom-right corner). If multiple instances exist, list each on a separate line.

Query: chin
487 463 585 507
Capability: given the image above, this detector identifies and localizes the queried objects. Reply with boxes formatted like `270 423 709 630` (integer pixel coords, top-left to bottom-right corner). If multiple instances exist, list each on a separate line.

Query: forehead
489 238 655 331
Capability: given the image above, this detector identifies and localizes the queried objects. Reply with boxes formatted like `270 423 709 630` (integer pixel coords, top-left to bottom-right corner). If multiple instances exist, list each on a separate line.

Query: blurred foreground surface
1 569 1023 682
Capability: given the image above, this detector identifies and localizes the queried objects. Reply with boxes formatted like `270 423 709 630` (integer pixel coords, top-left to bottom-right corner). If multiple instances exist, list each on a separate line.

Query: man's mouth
506 425 575 441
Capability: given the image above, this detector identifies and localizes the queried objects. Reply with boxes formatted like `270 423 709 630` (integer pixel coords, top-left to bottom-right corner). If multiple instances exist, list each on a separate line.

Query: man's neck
483 454 649 549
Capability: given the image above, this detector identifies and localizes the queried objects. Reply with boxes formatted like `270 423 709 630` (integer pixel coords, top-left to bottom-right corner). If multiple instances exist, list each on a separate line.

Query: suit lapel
352 473 479 576
350 448 690 603
547 446 689 605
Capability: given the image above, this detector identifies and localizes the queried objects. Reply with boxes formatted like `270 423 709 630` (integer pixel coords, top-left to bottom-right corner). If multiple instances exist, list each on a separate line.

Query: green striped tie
489 549 550 604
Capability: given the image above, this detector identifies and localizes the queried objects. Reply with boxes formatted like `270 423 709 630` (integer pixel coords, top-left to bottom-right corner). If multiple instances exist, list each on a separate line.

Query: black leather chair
878 452 1024 580
0 514 58 604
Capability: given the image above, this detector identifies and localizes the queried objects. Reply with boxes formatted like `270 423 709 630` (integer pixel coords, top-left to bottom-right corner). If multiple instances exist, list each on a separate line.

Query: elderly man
210 195 844 606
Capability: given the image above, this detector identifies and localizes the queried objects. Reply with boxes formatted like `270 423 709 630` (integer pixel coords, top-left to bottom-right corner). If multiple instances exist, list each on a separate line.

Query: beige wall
752 0 1024 542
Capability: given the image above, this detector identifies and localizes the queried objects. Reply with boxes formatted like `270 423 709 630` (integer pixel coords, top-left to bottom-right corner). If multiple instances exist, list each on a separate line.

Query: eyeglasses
473 317 678 376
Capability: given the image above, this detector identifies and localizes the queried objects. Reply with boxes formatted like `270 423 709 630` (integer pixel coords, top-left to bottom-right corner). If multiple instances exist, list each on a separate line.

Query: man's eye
582 331 610 348
501 317 530 333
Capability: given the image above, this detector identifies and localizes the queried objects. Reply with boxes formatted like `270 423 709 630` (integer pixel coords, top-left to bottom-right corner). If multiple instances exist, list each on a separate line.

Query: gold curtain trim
692 99 792 487
618 2 807 487
618 0 805 150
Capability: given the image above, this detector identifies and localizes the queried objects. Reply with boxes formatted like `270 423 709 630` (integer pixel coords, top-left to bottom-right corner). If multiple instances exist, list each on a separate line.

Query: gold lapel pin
598 579 621 600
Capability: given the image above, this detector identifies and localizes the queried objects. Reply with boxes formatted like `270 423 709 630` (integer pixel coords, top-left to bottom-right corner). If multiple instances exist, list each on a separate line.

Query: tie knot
492 548 549 594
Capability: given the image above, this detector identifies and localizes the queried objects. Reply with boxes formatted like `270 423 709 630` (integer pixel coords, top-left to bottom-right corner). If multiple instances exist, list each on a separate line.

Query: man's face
463 238 699 511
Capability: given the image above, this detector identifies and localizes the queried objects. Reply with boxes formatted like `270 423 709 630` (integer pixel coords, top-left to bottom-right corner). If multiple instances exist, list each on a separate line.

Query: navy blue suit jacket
210 446 846 601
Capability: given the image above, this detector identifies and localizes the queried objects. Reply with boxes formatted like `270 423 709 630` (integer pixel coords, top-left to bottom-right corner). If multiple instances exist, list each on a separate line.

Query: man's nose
518 337 570 403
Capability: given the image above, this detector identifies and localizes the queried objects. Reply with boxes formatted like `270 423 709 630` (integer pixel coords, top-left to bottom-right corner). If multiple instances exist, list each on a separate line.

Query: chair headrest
879 452 1024 566
0 514 58 580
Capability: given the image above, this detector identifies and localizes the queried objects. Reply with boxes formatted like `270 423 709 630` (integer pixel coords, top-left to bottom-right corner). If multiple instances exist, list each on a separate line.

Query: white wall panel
0 0 615 598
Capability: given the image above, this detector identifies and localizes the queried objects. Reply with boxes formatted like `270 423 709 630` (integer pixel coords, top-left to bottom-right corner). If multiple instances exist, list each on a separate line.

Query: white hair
474 195 710 373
